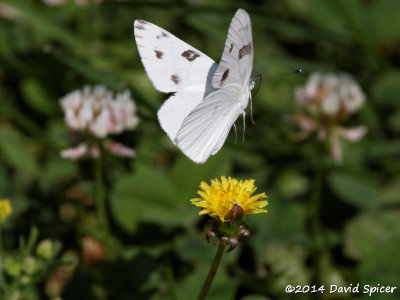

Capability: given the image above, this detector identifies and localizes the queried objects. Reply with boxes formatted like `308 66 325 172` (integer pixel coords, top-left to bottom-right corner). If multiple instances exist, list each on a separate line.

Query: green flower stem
308 162 325 284
198 242 225 300
309 167 323 234
94 146 110 236
166 253 177 300
0 226 4 288
0 226 8 295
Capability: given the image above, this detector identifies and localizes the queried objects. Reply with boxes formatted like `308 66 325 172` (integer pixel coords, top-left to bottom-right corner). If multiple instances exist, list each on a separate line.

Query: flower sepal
205 217 255 253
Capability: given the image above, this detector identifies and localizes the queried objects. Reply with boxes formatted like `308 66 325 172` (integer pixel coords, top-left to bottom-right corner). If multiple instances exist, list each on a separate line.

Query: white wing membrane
134 20 216 93
157 81 216 142
175 85 244 163
134 9 253 163
212 9 253 89
134 19 217 140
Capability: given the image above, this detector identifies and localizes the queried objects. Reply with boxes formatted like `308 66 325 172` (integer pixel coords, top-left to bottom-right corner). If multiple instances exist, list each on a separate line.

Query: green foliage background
1 0 400 299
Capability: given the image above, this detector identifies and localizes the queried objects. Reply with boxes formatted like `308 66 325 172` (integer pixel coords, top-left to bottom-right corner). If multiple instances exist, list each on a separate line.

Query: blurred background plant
59 84 139 253
0 0 400 299
0 203 68 300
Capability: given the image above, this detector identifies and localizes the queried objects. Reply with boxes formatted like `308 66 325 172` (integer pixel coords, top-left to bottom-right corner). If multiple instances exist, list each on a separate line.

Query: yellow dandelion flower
0 198 12 222
191 176 268 222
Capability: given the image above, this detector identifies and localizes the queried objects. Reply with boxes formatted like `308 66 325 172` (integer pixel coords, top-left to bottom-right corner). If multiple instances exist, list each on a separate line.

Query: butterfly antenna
263 69 302 78
249 74 263 125
252 74 263 97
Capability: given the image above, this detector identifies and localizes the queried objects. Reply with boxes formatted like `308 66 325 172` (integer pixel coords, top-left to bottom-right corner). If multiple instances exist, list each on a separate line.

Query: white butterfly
134 9 254 164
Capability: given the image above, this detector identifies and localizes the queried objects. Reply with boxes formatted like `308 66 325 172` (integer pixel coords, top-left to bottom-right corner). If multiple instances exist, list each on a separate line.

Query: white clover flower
60 143 88 160
293 72 367 163
338 75 365 114
60 85 138 138
60 85 139 160
321 94 340 116
298 73 365 117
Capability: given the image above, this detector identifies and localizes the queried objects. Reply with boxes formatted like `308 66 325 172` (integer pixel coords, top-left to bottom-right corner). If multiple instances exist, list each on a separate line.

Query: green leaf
0 125 38 178
174 230 215 263
360 238 400 298
262 243 310 294
387 109 400 132
250 197 305 259
0 165 7 194
109 164 180 233
174 229 238 264
371 70 400 106
176 265 236 300
1 195 30 230
367 0 400 43
241 296 270 300
344 214 386 261
344 211 400 261
366 141 400 159
44 119 70 150
1 0 86 54
58 55 122 91
380 177 400 205
275 169 310 199
328 171 380 210
20 78 57 115
40 157 77 192
169 155 231 205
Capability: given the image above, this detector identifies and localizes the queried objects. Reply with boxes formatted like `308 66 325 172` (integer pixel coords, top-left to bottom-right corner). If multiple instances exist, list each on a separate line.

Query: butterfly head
249 74 262 91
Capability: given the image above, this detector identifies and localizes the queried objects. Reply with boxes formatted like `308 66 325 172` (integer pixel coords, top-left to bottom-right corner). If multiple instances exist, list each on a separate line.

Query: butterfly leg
249 93 255 125
233 123 237 144
242 111 246 143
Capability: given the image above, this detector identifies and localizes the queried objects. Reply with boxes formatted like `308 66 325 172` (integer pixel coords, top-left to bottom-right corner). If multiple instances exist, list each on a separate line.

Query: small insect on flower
60 85 139 160
0 198 12 222
191 176 268 252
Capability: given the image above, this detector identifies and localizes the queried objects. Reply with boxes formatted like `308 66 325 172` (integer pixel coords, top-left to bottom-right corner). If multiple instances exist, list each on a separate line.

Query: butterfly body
237 84 252 111
134 9 253 163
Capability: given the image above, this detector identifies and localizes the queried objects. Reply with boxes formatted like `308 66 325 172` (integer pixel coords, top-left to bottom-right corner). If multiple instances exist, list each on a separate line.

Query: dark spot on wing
154 50 163 59
229 43 234 53
171 74 181 85
220 69 229 85
157 32 169 39
137 20 147 24
135 25 145 30
238 42 252 59
181 50 200 62
135 34 143 39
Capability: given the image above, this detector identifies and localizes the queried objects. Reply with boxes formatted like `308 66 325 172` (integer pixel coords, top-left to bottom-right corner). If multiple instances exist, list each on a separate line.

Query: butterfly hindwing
157 83 216 142
211 9 253 88
176 85 244 164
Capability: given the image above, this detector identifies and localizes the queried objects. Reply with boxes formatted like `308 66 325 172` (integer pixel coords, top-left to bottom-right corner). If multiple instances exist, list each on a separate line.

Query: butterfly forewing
134 20 215 93
211 9 253 89
134 20 217 141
